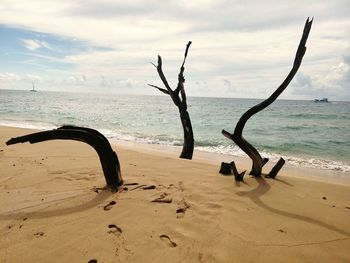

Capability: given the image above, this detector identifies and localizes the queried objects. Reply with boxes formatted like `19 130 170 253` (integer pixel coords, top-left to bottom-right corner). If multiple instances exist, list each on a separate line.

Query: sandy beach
0 125 349 263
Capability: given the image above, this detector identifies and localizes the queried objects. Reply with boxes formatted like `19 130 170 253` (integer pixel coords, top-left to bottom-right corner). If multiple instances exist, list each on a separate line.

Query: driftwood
222 18 313 177
6 125 123 188
266 158 285 179
219 162 233 175
148 41 194 159
219 161 246 181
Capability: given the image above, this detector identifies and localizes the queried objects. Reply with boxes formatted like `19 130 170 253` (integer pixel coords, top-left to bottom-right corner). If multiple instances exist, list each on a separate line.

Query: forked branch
222 18 313 177
149 41 194 159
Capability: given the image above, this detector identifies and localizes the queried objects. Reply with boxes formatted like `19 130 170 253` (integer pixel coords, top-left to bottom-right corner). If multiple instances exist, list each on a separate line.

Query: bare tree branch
222 18 313 177
150 42 194 159
175 41 192 105
147 84 170 95
6 126 123 188
156 55 174 95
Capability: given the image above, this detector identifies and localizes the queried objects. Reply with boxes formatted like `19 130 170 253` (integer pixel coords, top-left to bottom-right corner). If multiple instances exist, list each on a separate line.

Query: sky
0 0 349 100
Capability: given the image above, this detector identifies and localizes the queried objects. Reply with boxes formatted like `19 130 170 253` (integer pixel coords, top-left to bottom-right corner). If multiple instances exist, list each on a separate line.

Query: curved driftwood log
6 126 123 188
222 18 313 177
148 41 194 159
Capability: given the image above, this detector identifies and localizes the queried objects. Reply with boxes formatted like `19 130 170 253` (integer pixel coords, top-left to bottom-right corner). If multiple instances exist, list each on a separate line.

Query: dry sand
0 126 349 263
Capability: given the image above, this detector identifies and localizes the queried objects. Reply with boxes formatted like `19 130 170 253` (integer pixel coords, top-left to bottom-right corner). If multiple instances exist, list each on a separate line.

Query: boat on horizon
30 83 37 92
313 98 328 103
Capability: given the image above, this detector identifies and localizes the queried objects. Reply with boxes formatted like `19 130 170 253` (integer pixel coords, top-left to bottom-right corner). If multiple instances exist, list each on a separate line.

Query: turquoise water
1 89 349 172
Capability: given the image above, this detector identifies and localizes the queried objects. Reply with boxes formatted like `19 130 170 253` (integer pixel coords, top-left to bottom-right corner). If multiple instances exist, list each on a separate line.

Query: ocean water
0 89 349 172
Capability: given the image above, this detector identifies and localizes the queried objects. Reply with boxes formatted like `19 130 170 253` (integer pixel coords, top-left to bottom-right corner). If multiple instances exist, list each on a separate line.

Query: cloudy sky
0 0 349 100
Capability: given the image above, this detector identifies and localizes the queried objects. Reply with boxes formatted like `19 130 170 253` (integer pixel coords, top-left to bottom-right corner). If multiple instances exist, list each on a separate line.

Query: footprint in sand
152 193 173 203
176 198 190 218
88 260 97 263
124 183 139 186
142 185 156 190
34 232 45 237
7 224 15 230
107 224 122 236
278 229 287 233
129 184 156 191
103 201 116 211
160 235 177 247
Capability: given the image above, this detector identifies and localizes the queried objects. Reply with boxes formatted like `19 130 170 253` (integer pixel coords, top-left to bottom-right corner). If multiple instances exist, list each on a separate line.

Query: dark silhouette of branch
147 84 170 95
149 41 194 159
222 18 313 177
6 126 123 188
219 161 246 181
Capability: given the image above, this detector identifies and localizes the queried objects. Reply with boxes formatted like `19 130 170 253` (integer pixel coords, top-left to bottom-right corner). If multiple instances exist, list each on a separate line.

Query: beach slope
0 126 349 263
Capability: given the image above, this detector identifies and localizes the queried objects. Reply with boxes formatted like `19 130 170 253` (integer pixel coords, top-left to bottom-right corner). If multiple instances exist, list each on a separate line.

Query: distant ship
313 98 328 103
30 83 37 92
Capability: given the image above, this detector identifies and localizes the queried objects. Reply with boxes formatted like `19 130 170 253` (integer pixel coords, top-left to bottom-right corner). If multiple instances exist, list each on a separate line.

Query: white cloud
0 72 42 90
291 52 350 100
0 72 21 81
22 39 41 50
0 72 41 82
291 72 314 95
22 39 52 51
24 73 42 82
63 75 87 85
325 62 349 84
0 0 349 99
119 78 138 88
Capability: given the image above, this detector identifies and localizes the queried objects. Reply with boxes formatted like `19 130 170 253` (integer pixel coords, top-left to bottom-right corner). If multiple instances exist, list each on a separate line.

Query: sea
1 89 349 173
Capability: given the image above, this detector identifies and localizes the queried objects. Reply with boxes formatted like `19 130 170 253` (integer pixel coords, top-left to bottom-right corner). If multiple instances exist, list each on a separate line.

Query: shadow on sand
236 177 350 237
0 188 114 220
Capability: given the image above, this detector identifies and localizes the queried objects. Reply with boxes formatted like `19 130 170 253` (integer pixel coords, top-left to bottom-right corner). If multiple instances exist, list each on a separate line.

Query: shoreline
1 125 350 186
1 119 349 174
114 138 350 186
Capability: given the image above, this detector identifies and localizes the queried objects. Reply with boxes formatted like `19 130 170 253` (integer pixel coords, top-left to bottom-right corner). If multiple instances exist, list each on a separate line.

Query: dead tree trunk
222 18 313 177
266 158 285 179
219 161 246 181
6 125 123 188
148 41 194 159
